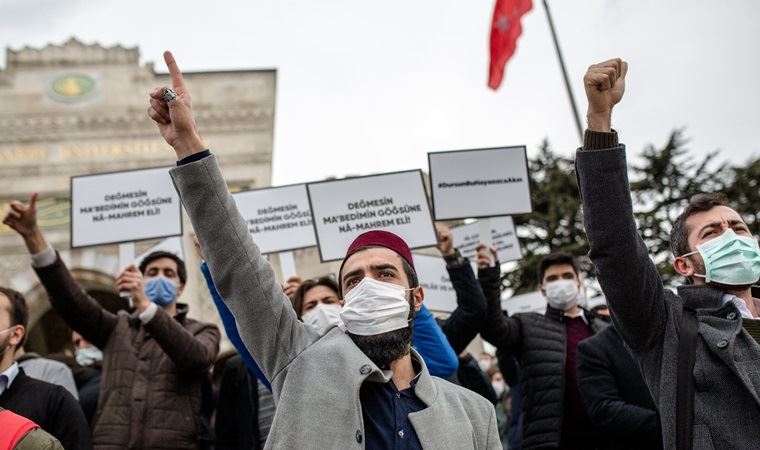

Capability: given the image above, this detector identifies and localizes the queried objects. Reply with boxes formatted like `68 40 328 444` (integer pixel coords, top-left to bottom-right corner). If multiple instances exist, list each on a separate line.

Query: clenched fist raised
584 58 628 132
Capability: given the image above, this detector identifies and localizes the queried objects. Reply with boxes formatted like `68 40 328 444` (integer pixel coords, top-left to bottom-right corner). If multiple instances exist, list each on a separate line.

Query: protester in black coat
0 286 91 450
434 224 487 354
215 355 269 450
456 353 498 405
479 252 608 449
479 246 524 450
577 325 663 450
0 369 92 450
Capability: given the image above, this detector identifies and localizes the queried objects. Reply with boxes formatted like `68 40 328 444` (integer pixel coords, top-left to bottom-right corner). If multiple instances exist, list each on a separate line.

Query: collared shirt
723 293 760 345
360 368 425 450
722 293 756 320
564 308 589 325
0 362 20 397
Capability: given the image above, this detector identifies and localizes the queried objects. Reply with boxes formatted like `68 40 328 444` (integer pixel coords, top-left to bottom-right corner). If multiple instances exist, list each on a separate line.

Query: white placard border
306 169 438 263
69 165 183 249
232 182 317 255
427 146 533 221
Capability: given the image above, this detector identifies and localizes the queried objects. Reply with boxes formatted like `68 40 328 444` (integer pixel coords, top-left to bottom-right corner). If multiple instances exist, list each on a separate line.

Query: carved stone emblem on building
46 73 98 103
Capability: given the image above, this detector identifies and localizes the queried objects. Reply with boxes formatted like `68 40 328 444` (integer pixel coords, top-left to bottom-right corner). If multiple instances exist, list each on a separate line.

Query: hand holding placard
147 51 205 160
115 265 150 312
435 223 455 257
475 243 498 269
282 276 303 301
118 243 136 304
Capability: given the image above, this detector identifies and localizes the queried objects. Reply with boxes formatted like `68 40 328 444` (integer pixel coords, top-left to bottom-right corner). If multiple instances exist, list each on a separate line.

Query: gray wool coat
576 145 760 450
170 155 501 450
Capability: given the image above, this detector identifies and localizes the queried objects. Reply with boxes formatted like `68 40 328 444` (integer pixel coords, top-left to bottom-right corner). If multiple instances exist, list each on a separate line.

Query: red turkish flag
488 0 533 90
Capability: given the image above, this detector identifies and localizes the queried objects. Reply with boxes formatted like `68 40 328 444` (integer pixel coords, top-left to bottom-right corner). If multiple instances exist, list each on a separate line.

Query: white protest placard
119 243 135 271
501 290 547 315
451 216 522 264
587 295 607 311
413 253 457 313
278 251 297 281
428 146 532 220
232 184 316 254
70 167 182 248
118 242 136 305
307 170 437 262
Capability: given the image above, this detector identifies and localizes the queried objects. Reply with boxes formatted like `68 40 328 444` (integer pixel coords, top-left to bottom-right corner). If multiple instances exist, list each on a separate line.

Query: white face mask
75 347 104 367
492 381 506 398
302 302 342 334
340 277 413 336
478 359 492 373
544 279 580 311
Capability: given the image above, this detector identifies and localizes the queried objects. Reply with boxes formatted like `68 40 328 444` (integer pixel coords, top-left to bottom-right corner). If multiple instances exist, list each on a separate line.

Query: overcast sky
1 0 758 185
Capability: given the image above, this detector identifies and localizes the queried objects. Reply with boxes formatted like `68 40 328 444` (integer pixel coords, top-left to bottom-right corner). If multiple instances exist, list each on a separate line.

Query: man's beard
690 258 756 292
347 295 416 369
348 327 412 369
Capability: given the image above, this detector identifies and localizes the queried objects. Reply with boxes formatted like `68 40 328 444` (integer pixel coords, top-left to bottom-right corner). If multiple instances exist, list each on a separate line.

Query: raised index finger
163 51 186 91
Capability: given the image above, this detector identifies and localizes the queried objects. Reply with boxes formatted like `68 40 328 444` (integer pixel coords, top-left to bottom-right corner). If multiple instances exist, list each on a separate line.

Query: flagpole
542 0 583 143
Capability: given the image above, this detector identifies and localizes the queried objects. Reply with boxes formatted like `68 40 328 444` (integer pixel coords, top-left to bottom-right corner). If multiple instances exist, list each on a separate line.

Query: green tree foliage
628 130 727 285
723 156 760 236
502 131 756 293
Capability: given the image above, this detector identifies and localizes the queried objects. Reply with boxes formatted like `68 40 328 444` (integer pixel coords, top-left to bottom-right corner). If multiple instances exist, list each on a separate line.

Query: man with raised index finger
3 189 220 450
148 51 501 450
575 57 760 449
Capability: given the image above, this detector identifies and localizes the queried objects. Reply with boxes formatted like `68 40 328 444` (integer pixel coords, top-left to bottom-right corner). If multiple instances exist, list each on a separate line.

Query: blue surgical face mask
75 347 103 366
680 228 760 285
144 275 178 307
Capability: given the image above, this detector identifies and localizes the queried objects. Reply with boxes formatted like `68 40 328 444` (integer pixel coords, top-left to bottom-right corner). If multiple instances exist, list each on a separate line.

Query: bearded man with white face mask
479 252 608 449
576 57 760 449
148 50 500 450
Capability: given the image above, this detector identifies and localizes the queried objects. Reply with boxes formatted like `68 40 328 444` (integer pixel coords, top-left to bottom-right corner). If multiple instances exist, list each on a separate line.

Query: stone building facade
0 38 276 355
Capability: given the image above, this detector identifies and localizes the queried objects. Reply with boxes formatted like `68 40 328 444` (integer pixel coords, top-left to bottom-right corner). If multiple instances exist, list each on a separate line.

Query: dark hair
0 287 28 348
536 252 579 285
293 276 340 319
138 251 187 285
670 193 731 257
401 258 419 290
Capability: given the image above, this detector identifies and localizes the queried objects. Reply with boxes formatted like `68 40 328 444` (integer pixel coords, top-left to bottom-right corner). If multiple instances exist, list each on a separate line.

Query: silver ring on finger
163 88 178 103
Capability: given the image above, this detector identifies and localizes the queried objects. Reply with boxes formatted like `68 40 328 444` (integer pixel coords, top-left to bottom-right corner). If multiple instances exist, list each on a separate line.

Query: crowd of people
0 54 758 450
